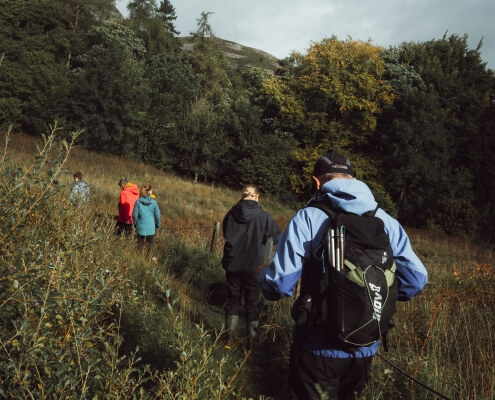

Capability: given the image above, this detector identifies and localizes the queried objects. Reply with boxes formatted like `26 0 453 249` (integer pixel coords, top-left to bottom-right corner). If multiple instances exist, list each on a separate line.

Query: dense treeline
1 0 495 241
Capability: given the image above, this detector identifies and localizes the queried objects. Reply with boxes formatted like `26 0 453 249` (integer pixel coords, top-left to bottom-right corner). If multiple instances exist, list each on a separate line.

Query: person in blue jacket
257 151 428 400
132 184 161 259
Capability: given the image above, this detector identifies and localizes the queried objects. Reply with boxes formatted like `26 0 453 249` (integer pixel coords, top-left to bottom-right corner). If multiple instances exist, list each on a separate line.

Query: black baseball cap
313 151 355 177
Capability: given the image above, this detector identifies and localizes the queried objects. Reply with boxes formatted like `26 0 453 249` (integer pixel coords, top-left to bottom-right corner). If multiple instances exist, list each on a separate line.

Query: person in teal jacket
132 184 161 258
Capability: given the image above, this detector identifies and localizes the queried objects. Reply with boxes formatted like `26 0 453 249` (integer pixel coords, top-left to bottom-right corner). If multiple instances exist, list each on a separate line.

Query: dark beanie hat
118 178 128 186
313 151 355 177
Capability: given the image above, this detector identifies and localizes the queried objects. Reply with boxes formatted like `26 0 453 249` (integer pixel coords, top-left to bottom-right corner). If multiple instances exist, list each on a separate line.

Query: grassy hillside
1 128 494 399
8 131 293 227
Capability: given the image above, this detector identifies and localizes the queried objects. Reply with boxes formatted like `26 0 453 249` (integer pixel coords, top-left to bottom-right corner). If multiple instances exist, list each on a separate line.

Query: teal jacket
132 195 161 236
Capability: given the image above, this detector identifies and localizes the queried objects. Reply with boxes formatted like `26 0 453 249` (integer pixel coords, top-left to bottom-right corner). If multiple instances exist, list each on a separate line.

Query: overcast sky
115 0 495 70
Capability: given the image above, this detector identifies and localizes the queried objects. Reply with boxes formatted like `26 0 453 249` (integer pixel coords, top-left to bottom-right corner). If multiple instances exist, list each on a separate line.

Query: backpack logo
369 283 382 321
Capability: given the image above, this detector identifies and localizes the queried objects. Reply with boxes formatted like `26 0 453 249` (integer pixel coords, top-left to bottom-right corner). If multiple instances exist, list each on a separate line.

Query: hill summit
179 36 281 74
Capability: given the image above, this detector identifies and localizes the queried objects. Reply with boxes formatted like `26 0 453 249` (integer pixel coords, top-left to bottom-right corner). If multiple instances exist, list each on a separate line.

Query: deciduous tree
68 24 149 157
382 35 495 236
0 0 70 132
261 37 393 197
142 53 200 168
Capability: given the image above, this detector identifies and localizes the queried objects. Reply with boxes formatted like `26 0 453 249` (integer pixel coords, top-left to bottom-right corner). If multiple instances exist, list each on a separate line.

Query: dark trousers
115 221 133 237
289 346 373 400
137 234 154 254
225 270 261 322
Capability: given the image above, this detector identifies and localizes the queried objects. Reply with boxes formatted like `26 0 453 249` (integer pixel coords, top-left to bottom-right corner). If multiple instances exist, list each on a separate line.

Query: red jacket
117 183 139 224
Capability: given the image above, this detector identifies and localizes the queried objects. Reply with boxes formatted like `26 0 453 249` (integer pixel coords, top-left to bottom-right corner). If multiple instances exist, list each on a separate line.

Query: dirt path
203 281 290 399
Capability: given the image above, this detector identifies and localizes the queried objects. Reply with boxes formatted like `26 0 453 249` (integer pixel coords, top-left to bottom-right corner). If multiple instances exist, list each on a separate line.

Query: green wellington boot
225 314 239 342
246 320 259 349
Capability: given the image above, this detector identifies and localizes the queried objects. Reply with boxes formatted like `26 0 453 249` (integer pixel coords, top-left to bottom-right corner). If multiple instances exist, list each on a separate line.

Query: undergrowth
0 126 247 399
1 126 494 399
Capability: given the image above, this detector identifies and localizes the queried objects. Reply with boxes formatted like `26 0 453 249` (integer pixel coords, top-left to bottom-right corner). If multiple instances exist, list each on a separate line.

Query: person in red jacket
115 178 139 236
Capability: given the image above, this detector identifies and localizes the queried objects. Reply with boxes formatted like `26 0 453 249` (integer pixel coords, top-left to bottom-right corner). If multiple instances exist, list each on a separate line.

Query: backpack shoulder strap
305 198 337 218
363 205 380 217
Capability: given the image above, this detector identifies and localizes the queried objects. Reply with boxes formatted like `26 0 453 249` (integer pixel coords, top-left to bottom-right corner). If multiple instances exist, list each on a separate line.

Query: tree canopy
1 1 495 240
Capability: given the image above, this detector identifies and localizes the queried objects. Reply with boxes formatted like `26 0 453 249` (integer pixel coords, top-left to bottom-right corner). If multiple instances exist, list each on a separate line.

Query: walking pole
340 227 344 271
329 229 335 269
334 228 340 271
338 225 345 334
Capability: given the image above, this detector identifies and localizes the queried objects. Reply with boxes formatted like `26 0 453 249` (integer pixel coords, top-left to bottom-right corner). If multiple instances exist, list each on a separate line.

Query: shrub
426 197 480 236
0 125 249 398
0 125 149 398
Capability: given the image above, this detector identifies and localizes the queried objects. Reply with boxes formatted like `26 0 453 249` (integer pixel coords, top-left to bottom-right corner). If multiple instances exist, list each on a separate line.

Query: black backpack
296 199 398 349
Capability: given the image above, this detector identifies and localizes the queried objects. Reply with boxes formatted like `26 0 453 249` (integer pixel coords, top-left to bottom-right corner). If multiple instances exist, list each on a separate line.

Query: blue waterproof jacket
258 178 428 358
132 195 161 236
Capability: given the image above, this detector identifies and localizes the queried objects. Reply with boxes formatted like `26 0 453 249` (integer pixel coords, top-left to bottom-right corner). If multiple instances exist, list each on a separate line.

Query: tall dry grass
11 131 294 250
0 127 261 399
3 128 494 399
363 229 495 399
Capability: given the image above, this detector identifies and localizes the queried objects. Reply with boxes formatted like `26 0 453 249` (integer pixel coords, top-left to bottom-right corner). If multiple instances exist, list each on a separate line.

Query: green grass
1 128 494 399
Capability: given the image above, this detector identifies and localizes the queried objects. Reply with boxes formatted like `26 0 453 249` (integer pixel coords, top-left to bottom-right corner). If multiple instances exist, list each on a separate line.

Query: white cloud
115 0 495 69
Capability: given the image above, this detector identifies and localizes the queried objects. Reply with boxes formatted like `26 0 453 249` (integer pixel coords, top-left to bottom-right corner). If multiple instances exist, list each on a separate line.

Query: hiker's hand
256 263 267 278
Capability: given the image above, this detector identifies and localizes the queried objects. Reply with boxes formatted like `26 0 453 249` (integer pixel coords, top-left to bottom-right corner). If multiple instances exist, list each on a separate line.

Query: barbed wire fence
158 222 222 253
93 212 223 253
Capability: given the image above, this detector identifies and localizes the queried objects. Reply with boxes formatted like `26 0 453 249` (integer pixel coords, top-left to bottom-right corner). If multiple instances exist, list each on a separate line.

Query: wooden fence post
210 221 220 253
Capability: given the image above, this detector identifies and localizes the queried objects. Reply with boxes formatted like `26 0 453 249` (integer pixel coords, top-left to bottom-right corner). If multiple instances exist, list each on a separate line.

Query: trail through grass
2 130 494 399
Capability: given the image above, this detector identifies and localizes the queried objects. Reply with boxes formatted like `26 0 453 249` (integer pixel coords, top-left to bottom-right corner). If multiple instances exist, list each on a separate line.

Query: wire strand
162 226 214 231
376 352 452 400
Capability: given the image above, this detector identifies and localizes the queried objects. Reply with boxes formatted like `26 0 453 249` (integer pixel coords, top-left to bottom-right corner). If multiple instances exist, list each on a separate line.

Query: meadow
0 126 494 399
